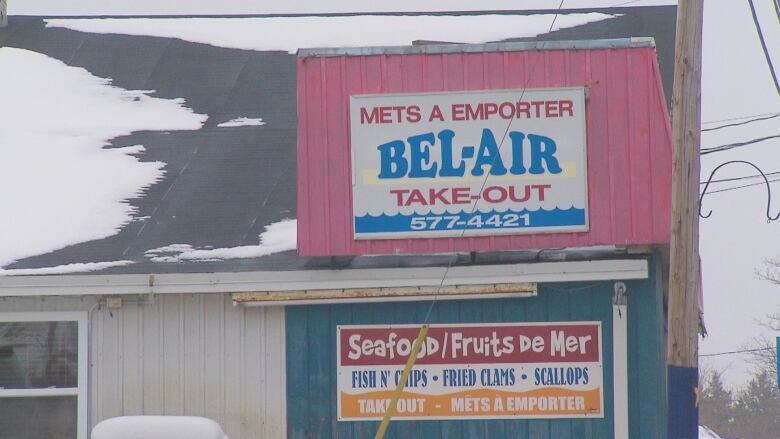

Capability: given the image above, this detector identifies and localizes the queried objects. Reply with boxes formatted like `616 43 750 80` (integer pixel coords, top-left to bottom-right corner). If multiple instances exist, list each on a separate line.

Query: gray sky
9 0 780 387
698 0 779 386
12 0 675 15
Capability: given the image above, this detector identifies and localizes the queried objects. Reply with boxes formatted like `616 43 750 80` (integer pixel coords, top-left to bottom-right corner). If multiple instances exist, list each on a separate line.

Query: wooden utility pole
0 0 8 28
667 1 704 438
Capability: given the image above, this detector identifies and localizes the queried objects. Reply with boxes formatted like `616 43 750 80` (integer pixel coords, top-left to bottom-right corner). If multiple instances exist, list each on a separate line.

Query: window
0 312 87 439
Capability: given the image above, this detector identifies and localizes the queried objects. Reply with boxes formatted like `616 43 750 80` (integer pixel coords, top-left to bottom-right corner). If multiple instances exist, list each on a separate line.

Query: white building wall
0 293 286 439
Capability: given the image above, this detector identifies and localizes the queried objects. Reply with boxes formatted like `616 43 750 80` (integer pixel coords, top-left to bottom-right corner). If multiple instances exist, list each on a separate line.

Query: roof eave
297 37 656 58
0 259 648 297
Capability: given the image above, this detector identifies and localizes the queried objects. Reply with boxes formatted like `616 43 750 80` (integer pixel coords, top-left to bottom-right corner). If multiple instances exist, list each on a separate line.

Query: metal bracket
147 274 156 304
612 281 627 306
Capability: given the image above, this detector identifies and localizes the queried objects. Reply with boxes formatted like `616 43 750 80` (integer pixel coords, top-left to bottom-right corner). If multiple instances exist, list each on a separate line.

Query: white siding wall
0 294 286 439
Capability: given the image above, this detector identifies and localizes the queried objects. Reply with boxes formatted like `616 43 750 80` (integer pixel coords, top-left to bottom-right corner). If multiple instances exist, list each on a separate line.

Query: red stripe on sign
339 324 601 366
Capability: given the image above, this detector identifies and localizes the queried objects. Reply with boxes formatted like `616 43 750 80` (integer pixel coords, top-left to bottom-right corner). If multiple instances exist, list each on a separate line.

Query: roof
0 6 676 276
297 37 657 57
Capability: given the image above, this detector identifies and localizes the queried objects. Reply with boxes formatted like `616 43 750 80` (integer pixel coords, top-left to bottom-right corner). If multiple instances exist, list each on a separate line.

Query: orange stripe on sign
341 387 602 418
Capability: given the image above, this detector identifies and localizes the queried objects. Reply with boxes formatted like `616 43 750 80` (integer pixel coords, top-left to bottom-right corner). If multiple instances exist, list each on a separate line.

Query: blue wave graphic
354 208 586 234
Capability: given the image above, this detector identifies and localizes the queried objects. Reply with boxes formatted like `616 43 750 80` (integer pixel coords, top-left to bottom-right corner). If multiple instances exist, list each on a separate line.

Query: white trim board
237 292 537 307
0 259 647 297
0 387 79 397
613 301 629 439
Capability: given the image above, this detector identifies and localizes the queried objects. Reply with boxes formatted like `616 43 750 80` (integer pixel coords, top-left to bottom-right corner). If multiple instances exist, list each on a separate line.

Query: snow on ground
12 0 675 16
0 48 207 269
0 260 134 276
91 416 228 439
144 219 296 262
45 13 615 54
217 117 266 128
698 425 721 439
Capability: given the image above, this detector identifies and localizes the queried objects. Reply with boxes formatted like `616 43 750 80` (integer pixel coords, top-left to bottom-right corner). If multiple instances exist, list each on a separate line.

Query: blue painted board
286 256 666 439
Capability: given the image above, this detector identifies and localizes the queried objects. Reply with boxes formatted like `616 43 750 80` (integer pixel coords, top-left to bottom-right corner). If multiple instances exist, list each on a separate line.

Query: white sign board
349 87 588 239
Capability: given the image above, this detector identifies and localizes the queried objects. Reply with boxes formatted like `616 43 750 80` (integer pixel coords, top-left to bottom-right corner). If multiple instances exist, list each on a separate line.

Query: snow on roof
217 117 266 128
0 47 206 270
0 261 134 276
144 219 296 262
0 7 678 275
45 13 615 54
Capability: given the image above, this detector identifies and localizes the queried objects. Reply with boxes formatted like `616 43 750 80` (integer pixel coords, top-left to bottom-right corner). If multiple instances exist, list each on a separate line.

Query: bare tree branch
756 257 780 285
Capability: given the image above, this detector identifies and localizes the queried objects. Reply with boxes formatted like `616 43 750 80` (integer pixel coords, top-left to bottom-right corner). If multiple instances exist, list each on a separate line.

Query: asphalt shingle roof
0 7 676 275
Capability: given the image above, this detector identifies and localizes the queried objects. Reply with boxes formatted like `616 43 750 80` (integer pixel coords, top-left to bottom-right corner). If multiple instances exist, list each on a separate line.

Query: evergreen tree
731 370 780 439
700 370 736 436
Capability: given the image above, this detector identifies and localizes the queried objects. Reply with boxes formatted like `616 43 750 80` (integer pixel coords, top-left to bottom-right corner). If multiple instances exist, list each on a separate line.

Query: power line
699 347 774 358
706 177 780 194
747 0 780 95
700 134 780 155
702 112 780 125
423 0 568 323
612 0 643 6
699 160 780 221
699 160 780 222
774 0 780 24
700 170 780 185
375 5 572 433
701 113 780 132
379 5 571 431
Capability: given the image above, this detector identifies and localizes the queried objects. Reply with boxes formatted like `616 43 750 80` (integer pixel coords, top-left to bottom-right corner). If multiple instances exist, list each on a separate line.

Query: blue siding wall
287 257 666 439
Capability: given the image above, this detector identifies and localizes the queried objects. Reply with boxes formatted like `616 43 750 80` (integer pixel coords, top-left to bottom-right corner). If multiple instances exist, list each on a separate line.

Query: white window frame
0 312 88 439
